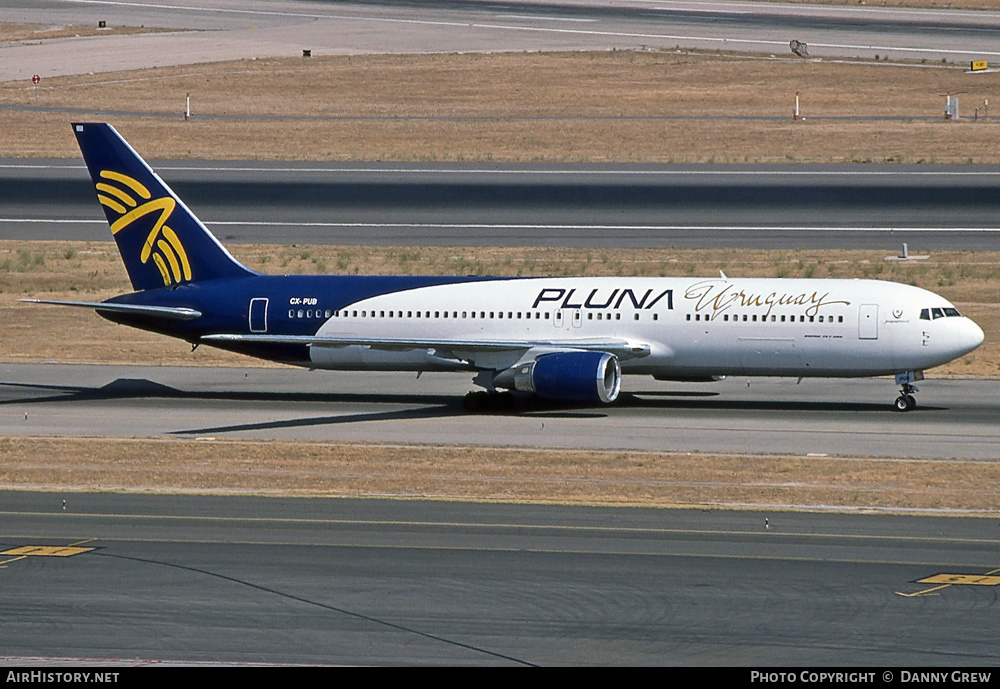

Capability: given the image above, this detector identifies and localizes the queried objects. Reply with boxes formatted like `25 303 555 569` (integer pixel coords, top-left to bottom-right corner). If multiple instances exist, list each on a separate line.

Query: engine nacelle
493 351 621 404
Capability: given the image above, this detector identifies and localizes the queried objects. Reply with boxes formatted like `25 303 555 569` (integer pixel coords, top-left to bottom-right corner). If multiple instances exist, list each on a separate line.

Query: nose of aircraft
958 317 986 357
922 315 985 370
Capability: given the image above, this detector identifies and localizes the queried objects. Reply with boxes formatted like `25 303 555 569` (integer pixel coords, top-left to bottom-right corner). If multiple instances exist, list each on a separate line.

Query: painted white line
54 0 1000 24
495 15 598 23
466 21 1000 58
0 165 88 171
800 41 1000 57
651 8 750 15
0 219 105 223
7 219 995 233
4 164 1000 178
645 1 993 20
205 223 1000 232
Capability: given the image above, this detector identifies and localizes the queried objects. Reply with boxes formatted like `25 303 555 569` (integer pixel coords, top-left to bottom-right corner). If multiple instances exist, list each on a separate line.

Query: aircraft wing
21 299 203 320
201 333 651 360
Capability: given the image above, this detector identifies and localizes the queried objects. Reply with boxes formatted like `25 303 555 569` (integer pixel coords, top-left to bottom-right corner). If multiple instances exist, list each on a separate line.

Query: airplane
25 123 984 412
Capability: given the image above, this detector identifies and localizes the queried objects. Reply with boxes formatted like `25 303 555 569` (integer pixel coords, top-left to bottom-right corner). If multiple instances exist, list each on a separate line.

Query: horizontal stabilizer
22 299 202 321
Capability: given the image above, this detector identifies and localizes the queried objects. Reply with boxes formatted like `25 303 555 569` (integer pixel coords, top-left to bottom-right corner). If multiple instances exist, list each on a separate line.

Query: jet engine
493 351 621 403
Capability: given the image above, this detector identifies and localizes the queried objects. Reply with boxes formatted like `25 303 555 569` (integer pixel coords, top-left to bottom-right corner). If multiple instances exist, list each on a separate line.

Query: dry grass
3 240 998 376
2 51 1000 163
2 437 998 514
0 23 175 43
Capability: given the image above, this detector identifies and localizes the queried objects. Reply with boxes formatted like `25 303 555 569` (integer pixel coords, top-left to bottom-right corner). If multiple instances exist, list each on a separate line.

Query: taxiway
2 363 998 460
2 492 998 665
4 0 1000 81
4 161 1000 249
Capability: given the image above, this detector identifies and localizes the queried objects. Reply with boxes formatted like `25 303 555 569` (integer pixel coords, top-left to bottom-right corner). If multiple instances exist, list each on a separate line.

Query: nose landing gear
893 371 923 412
895 388 917 412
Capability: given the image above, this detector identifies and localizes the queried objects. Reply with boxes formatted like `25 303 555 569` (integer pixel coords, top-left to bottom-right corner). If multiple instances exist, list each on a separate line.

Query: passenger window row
686 313 845 323
287 308 956 323
286 309 658 321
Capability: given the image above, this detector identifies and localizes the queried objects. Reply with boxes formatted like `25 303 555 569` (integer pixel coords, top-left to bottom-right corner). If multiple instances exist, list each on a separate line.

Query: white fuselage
302 277 984 378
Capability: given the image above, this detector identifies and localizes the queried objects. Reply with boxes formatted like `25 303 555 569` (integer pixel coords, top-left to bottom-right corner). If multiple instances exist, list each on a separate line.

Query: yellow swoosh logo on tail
97 170 191 286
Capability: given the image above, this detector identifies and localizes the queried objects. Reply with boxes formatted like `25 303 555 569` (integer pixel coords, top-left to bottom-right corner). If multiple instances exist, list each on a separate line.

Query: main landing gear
893 371 923 412
463 390 517 412
464 372 519 412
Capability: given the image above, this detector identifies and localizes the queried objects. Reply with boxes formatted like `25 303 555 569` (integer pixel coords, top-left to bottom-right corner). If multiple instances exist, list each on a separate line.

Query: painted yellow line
4 511 999 545
896 585 947 598
0 545 95 557
919 573 1000 586
0 538 98 569
897 565 1000 596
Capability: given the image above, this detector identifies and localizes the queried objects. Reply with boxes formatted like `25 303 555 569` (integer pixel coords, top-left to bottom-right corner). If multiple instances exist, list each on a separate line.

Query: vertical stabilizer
73 123 255 291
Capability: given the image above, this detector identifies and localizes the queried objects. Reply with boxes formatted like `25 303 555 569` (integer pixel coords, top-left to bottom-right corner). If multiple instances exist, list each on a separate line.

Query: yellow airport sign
970 60 988 72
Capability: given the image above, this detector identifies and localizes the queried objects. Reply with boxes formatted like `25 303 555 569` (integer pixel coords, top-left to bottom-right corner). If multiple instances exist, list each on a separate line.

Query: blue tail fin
73 123 255 291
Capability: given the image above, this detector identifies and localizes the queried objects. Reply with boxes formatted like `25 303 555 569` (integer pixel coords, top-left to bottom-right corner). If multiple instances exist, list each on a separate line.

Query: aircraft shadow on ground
171 405 461 436
0 378 458 408
0 378 470 432
620 392 919 413
0 379 937 434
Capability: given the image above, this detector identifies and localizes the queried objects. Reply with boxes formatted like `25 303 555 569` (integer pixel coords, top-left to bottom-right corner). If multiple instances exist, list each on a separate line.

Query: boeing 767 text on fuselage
26 124 985 412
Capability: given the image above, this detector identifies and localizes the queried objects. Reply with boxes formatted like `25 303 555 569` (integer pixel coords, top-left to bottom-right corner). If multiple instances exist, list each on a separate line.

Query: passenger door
858 304 878 340
249 297 268 333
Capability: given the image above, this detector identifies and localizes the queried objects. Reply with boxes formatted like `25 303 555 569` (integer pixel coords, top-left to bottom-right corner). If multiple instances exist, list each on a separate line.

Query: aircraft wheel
463 391 489 411
494 391 516 411
894 395 914 412
906 394 916 410
463 391 516 412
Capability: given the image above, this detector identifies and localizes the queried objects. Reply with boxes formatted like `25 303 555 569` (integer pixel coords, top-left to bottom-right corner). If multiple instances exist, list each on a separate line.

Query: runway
4 160 1000 250
4 0 1000 82
2 491 999 665
2 363 998 460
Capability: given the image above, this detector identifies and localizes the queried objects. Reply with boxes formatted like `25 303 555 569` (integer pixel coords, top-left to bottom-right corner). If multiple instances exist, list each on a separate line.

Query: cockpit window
920 307 962 320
